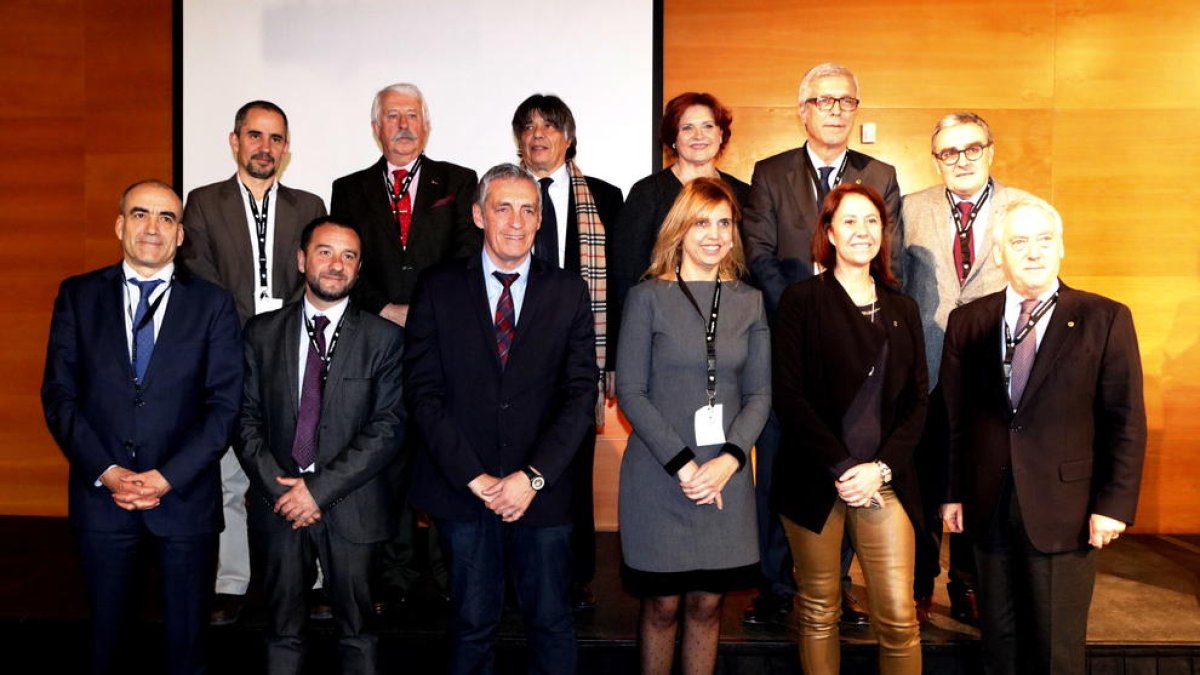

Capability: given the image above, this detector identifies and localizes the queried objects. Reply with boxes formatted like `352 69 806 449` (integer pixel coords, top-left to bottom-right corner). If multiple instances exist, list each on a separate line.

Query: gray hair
475 163 541 210
993 193 1065 251
931 112 994 151
370 82 431 128
798 63 859 103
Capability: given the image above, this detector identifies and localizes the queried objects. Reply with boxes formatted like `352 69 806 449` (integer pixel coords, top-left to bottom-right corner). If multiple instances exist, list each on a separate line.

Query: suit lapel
408 159 443 246
466 257 505 373
272 185 298 295
102 266 136 380
510 260 549 366
140 272 190 387
320 305 357 418
217 177 256 295
1018 284 1074 410
365 157 401 251
786 149 817 230
279 306 301 424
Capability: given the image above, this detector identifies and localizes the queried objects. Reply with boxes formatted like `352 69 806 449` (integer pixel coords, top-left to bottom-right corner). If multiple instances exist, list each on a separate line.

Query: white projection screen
182 0 656 206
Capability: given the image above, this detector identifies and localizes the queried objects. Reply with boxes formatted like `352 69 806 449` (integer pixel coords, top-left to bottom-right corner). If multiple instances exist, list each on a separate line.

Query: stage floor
1 517 1197 673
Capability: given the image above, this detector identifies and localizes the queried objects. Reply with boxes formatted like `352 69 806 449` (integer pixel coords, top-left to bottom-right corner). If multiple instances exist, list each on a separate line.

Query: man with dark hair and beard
180 100 327 625
235 216 406 675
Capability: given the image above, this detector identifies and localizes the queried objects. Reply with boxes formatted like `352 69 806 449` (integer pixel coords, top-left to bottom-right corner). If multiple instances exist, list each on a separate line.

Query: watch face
530 475 546 491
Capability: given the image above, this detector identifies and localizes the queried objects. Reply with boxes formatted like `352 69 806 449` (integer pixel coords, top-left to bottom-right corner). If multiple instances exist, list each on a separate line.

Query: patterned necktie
292 314 330 469
129 278 164 382
817 166 834 203
1009 298 1040 407
493 272 519 367
535 177 559 267
392 168 413 247
953 201 976 284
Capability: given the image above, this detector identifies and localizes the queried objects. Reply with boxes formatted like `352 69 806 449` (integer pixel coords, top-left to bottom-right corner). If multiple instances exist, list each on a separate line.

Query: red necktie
493 272 519 367
393 168 412 247
953 201 975 285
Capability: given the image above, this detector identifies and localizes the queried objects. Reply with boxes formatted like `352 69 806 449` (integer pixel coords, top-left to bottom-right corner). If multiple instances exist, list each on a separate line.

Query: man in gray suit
236 216 405 674
181 100 327 625
901 112 1035 624
741 62 900 626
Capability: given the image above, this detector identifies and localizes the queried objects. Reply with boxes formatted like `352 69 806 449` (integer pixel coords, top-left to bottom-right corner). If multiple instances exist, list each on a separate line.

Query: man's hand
1089 513 1127 549
605 371 617 403
482 471 537 523
680 454 738 509
112 469 172 511
380 303 409 327
274 477 322 529
941 503 964 533
467 473 502 503
836 463 884 508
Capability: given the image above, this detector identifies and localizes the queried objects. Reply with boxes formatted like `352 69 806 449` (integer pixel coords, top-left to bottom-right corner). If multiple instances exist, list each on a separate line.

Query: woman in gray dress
616 177 771 675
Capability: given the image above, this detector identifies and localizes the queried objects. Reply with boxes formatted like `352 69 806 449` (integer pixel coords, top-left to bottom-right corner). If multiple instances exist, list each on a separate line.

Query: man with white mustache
330 82 479 615
180 100 327 626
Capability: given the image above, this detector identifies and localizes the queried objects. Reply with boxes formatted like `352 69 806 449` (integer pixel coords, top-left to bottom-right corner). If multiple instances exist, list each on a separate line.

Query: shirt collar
122 261 175 284
386 156 420 175
1005 278 1060 308
302 294 349 328
481 247 532 279
805 142 847 172
950 182 989 205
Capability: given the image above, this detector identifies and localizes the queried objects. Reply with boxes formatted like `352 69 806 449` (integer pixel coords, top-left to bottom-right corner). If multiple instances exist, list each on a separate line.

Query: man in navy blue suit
406 163 597 675
42 180 243 675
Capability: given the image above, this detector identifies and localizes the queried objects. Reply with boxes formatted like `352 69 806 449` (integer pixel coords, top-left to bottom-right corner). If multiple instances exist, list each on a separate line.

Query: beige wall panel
0 1 84 117
1055 0 1200 109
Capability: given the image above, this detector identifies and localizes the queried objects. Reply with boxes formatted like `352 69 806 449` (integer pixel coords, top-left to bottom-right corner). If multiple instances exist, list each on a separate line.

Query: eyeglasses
804 96 860 112
933 142 993 165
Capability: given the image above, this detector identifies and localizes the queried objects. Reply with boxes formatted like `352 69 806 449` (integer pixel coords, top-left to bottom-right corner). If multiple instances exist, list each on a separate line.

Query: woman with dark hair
617 177 770 675
610 92 750 349
772 183 928 675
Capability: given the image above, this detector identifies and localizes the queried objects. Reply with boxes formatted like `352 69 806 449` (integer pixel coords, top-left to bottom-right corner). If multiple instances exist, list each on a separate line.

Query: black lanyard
126 276 171 389
243 183 272 292
1002 292 1058 389
676 270 722 407
805 150 849 196
383 156 423 220
303 310 347 386
944 178 993 278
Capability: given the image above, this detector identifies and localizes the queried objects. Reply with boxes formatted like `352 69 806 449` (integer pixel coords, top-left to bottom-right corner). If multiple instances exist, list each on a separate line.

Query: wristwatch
876 460 893 485
522 466 545 491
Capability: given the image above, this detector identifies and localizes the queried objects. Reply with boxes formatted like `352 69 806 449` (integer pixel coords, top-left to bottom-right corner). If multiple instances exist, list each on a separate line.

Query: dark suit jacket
405 255 597 527
180 175 327 325
770 272 928 533
42 264 243 536
330 156 479 313
941 283 1146 553
235 301 406 544
742 146 902 316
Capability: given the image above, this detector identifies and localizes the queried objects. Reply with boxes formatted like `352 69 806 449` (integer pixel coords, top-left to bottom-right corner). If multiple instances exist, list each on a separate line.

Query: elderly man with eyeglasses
740 62 901 627
899 112 1041 626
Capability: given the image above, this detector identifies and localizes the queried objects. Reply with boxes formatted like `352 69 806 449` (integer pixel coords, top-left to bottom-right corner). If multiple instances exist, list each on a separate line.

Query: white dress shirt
238 178 279 301
483 249 532 323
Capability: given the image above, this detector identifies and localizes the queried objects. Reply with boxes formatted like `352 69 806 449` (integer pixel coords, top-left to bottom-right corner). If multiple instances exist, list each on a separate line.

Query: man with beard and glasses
180 100 327 625
331 82 479 615
236 216 405 675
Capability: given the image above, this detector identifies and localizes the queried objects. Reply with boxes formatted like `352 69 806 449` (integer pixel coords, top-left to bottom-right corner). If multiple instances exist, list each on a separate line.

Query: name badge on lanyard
677 270 727 446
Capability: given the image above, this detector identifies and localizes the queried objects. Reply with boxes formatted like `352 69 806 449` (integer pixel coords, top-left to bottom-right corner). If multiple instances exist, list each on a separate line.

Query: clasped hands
274 476 321 529
102 466 171 511
468 471 536 523
836 462 884 509
677 454 738 510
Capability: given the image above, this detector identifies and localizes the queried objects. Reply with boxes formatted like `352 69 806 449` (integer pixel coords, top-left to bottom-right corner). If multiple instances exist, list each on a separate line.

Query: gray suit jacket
900 180 1034 387
236 301 406 544
181 175 327 325
742 144 901 316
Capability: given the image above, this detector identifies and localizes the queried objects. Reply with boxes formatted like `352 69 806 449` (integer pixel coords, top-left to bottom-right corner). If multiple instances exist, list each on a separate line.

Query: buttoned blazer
330 156 479 313
941 284 1147 553
180 175 327 325
235 301 405 544
900 181 1035 387
770 272 928 534
404 255 597 527
742 147 902 316
42 264 243 535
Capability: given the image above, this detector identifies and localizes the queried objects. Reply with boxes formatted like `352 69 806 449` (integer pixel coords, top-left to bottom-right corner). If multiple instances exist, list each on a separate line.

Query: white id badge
693 404 726 446
255 295 284 315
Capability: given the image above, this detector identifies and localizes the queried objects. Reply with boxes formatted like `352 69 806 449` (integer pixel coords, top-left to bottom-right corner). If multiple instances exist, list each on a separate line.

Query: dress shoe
949 588 978 626
840 590 870 627
308 589 333 621
371 587 407 616
742 592 791 626
915 595 933 625
209 593 245 626
570 583 596 611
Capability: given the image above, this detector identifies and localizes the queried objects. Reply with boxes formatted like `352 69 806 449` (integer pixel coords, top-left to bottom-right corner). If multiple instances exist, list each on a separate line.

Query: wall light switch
861 122 877 144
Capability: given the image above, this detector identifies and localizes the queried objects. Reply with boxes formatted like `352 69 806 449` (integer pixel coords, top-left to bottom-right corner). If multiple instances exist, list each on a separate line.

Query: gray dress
616 278 771 577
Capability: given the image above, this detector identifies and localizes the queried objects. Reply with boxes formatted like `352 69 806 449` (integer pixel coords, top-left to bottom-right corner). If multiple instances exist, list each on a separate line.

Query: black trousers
974 484 1095 675
569 425 597 585
914 384 975 597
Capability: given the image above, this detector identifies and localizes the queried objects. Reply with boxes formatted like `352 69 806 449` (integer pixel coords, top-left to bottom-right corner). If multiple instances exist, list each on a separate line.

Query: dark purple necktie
1009 298 1039 407
291 314 330 469
953 201 976 285
493 272 519 367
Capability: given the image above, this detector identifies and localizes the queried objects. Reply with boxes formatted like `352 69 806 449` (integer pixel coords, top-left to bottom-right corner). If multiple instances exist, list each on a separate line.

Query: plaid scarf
567 160 608 378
